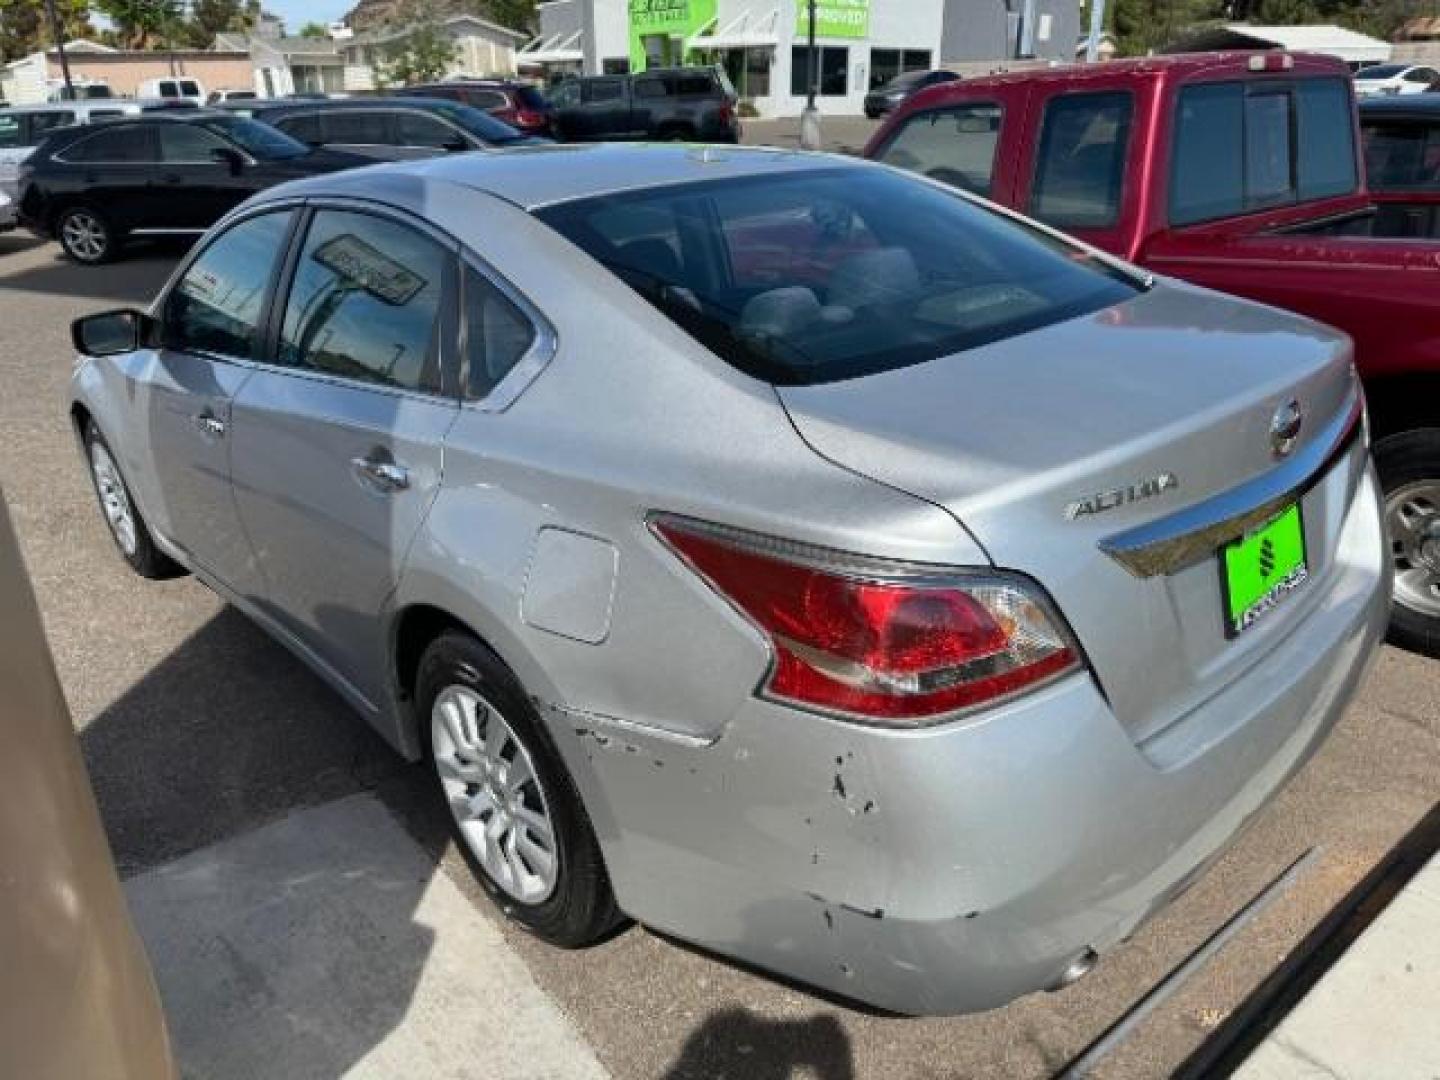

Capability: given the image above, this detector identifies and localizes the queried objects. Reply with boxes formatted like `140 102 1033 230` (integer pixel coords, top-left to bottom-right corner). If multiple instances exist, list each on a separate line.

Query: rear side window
875 103 1002 197
159 123 230 162
674 72 716 96
29 111 75 137
1364 122 1440 189
585 79 625 104
1031 92 1132 229
396 110 461 148
167 211 293 360
62 125 157 162
278 210 450 394
536 168 1138 386
1171 79 1357 226
180 81 200 96
464 265 536 399
158 82 178 98
634 77 669 99
323 111 392 144
463 89 506 110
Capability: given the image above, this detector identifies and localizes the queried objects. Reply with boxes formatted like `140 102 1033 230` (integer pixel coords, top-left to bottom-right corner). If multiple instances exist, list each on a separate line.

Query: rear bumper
548 465 1388 1015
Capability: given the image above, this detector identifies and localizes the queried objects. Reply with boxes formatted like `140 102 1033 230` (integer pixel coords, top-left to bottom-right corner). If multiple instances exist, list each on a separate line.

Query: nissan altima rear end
69 146 1389 1016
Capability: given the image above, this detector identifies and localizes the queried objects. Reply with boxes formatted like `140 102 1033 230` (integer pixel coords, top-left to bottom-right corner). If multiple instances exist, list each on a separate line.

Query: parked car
1 101 144 229
0 491 177 1080
1353 62 1439 98
396 79 554 136
547 67 739 142
68 144 1385 1015
46 78 116 102
863 68 961 119
16 112 366 263
207 88 259 105
867 51 1440 656
1359 95 1440 237
138 76 207 104
249 96 540 160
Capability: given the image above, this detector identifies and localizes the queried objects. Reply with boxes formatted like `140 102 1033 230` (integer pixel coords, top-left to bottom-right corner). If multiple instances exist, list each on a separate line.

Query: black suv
246 97 541 160
548 67 739 143
395 80 554 136
17 112 364 264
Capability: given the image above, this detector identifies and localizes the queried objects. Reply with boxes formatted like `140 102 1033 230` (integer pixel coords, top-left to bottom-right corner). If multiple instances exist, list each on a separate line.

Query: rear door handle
351 455 410 494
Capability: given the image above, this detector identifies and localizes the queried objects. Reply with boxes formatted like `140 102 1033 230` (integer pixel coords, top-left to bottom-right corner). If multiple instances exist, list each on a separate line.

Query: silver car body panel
69 145 1389 1013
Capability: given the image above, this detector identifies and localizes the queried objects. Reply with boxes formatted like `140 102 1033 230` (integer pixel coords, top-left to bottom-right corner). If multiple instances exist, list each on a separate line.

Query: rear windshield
536 168 1139 385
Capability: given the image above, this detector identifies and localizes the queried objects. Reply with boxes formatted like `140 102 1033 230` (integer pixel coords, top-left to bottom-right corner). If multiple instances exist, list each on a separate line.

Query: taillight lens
514 109 544 129
652 516 1081 725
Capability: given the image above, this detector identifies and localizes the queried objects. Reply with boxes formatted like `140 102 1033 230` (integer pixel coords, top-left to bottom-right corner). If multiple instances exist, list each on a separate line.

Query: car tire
57 205 117 265
1375 428 1440 658
659 125 695 142
84 422 184 579
418 631 623 947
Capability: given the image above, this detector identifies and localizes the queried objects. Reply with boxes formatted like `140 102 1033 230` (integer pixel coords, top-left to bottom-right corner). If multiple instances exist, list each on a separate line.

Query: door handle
193 411 226 438
351 455 410 494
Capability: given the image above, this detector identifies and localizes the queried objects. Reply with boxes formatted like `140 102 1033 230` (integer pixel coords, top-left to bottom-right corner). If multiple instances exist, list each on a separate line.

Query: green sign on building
629 0 718 71
794 0 870 39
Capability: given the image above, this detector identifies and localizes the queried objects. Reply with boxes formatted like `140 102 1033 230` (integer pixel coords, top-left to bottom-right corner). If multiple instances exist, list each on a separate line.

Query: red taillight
718 101 735 125
514 109 545 129
652 517 1081 724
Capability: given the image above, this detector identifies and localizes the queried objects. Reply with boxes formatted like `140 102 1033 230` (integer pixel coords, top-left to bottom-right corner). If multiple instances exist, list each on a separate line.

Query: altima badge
1270 399 1303 458
1065 473 1179 521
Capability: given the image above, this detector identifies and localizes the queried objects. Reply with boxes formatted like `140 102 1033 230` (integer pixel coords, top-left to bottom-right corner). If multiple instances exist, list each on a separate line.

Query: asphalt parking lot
1 189 1438 1078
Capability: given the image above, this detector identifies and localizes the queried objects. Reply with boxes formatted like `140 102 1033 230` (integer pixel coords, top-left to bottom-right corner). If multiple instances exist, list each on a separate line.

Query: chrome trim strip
1100 391 1365 578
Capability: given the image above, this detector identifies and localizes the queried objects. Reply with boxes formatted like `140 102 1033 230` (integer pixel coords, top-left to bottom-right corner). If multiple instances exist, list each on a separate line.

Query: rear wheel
1376 428 1440 658
417 632 622 947
57 205 116 264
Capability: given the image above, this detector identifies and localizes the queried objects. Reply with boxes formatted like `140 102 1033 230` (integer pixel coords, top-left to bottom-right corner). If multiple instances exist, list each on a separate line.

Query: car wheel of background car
659 124 695 142
84 423 183 579
417 631 623 947
1376 428 1440 658
57 206 115 265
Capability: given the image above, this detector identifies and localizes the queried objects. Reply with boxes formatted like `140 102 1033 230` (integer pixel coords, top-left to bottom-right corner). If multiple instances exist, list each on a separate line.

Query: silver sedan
68 144 1388 1015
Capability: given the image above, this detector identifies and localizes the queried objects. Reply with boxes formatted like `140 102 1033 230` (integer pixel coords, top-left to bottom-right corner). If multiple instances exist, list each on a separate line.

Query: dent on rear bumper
545 468 1388 1016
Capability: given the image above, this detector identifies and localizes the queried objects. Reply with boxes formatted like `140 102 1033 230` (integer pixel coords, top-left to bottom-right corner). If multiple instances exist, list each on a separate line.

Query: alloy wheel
431 684 559 904
61 211 107 262
89 441 138 556
1386 479 1440 618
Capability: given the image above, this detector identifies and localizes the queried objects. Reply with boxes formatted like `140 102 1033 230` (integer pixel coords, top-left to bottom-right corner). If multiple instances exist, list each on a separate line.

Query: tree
483 0 535 33
93 0 182 49
379 1 456 85
0 0 94 62
298 20 329 37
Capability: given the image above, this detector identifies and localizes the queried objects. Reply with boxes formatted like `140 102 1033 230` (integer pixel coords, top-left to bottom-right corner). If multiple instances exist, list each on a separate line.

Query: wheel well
392 604 473 705
70 402 93 444
1365 373 1440 442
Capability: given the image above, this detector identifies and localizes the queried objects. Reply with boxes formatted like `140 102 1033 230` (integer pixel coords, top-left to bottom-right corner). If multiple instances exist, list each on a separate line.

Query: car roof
257 142 853 212
0 101 137 115
1358 95 1440 118
261 96 464 112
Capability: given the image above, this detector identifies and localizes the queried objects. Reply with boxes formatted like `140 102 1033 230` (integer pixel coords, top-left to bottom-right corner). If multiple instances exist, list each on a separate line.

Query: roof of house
1166 23 1391 63
354 13 529 47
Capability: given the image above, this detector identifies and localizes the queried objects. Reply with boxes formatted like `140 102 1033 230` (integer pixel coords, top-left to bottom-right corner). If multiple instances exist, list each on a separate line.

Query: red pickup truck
866 52 1440 656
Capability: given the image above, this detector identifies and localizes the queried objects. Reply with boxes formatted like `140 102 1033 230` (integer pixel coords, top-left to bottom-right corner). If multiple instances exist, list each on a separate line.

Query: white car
136 77 206 104
1354 63 1439 97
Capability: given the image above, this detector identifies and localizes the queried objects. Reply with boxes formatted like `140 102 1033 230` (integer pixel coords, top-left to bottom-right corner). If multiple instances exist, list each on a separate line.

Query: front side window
464 266 535 399
158 82 178 98
167 211 293 359
875 102 1002 196
537 168 1138 386
634 77 669 99
1031 91 1132 229
585 79 625 104
63 125 157 162
396 110 463 148
159 123 231 162
278 210 449 394
323 111 392 144
674 72 715 96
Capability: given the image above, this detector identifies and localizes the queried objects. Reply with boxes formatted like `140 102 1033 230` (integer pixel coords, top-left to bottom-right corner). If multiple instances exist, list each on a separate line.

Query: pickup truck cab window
873 102 1002 196
584 79 625 104
1031 91 1132 229
1171 78 1356 226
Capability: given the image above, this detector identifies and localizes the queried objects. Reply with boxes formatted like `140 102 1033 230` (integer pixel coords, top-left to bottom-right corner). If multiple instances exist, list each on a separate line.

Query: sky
265 0 352 31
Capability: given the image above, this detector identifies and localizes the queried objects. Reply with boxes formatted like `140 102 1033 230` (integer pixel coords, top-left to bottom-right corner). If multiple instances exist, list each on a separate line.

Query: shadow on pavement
80 605 406 876
0 242 186 305
663 1006 856 1079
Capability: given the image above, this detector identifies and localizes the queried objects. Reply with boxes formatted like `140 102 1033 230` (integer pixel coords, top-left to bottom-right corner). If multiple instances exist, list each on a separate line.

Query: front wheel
1376 428 1440 658
57 206 117 264
84 423 183 579
417 632 622 947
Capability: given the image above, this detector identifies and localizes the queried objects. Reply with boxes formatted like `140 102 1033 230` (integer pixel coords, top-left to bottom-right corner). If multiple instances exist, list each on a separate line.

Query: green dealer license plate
1220 504 1309 638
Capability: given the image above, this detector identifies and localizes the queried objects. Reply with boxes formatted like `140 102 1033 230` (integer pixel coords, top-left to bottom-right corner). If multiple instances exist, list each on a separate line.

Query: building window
721 47 770 98
791 45 848 97
869 48 931 89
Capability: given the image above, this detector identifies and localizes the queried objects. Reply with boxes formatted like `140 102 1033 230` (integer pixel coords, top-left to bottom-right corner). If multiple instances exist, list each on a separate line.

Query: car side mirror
72 309 150 357
211 146 246 174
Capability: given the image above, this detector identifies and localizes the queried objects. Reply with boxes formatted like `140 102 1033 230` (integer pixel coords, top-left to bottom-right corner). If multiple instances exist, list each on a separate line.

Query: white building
526 0 1078 117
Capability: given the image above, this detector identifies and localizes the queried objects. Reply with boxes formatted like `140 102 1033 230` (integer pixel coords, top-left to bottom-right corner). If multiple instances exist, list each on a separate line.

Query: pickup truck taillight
652 516 1081 724
514 108 547 130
